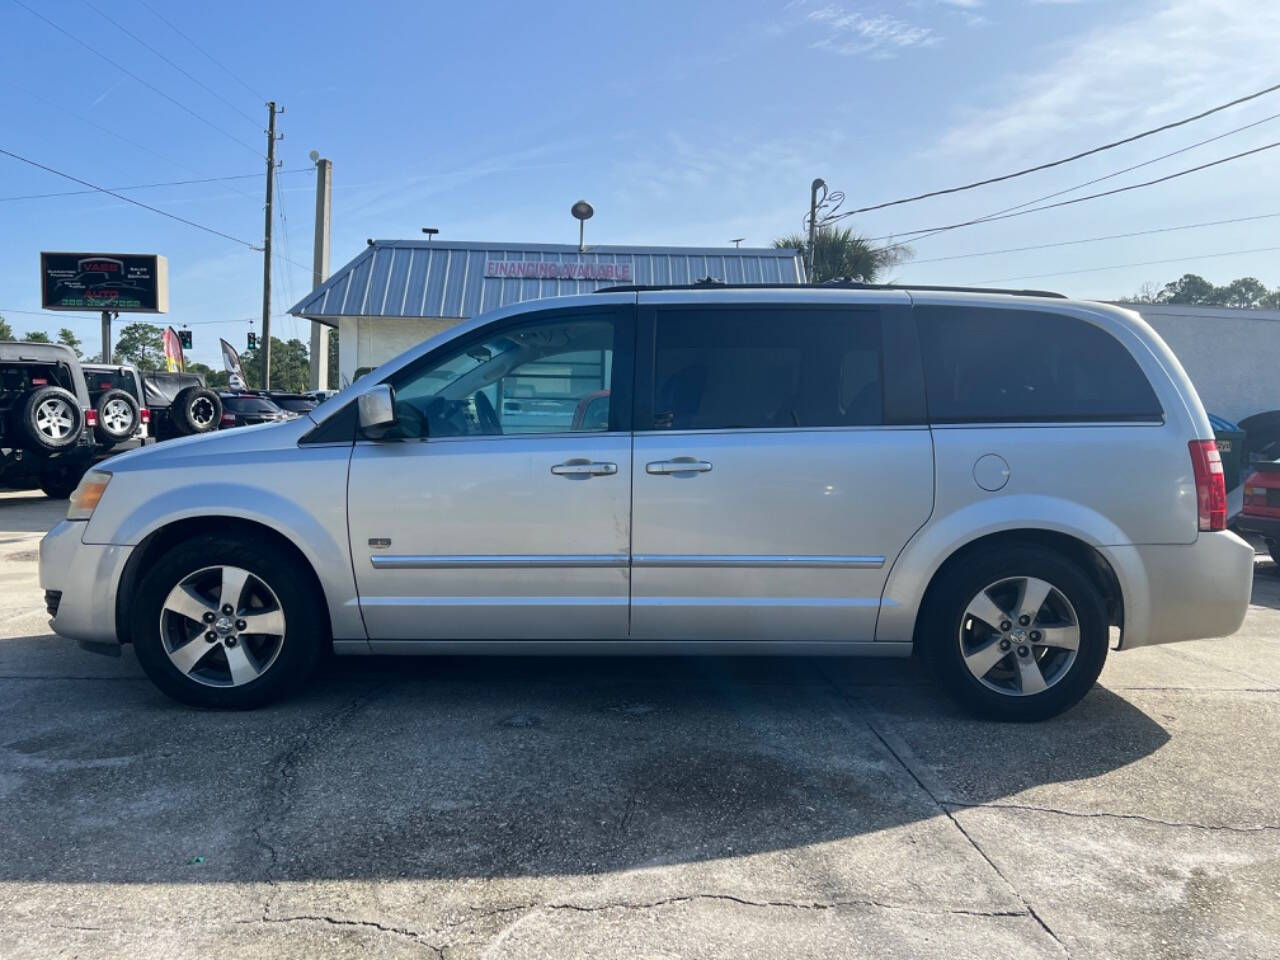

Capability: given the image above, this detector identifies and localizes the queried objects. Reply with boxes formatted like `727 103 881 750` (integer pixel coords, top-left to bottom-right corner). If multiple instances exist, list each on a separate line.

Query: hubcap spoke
163 584 217 624
223 641 263 685
1016 577 1053 622
964 590 1009 631
219 567 252 615
963 637 1010 678
1035 625 1080 651
169 637 215 676
238 608 284 636
1015 654 1048 695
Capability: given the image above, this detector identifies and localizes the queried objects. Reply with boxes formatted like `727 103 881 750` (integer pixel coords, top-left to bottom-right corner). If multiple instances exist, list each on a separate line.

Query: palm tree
774 227 912 284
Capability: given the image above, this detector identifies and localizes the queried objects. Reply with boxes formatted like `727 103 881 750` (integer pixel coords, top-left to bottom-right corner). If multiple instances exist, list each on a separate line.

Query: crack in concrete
943 799 1280 833
238 914 443 956
546 892 1033 919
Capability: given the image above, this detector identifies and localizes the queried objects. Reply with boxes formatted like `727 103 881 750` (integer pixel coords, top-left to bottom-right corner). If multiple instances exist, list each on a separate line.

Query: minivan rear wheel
922 544 1108 721
131 535 324 708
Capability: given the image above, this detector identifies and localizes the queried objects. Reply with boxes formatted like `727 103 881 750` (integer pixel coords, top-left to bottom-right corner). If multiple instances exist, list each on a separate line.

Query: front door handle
646 458 713 475
551 459 618 478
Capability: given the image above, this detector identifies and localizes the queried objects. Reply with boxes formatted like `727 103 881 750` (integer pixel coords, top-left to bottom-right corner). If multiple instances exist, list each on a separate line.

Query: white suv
39 286 1254 718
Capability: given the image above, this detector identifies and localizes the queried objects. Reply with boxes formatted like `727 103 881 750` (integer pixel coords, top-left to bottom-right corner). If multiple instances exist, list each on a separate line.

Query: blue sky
2 0 1278 366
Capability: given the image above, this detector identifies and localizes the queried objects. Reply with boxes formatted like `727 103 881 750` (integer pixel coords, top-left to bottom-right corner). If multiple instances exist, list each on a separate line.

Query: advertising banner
220 338 247 391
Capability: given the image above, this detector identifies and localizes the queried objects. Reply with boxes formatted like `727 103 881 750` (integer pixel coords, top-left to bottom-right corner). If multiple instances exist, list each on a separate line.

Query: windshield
223 396 282 413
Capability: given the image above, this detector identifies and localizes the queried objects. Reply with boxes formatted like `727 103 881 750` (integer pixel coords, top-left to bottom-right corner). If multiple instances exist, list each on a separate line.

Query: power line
80 0 261 127
0 306 99 319
0 169 312 202
832 80 1280 219
0 147 261 248
877 110 1280 251
868 139 1280 242
135 0 266 102
11 0 264 158
902 212 1280 264
970 245 1280 286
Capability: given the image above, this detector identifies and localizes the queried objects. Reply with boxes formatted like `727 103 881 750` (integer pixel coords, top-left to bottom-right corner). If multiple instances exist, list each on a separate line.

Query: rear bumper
1108 531 1255 650
38 520 133 645
1236 513 1280 542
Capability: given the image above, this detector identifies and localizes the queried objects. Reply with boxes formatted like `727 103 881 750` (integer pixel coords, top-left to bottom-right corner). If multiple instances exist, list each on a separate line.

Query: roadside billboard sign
40 252 169 312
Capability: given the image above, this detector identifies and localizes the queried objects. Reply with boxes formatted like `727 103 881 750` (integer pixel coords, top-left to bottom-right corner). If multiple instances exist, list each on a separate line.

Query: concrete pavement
1 491 1277 959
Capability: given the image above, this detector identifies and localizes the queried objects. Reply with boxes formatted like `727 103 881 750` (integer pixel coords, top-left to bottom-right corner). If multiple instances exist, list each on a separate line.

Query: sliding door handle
551 460 618 478
646 458 713 475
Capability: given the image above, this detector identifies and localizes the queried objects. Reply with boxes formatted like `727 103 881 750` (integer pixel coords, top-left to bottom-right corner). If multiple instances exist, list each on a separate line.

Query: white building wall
344 316 462 384
1116 303 1280 423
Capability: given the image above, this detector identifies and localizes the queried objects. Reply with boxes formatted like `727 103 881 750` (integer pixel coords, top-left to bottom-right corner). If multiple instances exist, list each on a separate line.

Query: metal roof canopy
289 239 805 326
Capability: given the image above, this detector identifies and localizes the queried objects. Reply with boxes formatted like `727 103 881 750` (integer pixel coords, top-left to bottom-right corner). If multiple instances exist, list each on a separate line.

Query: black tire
131 535 325 708
39 462 87 499
1268 541 1280 568
172 386 222 435
920 544 1108 721
17 386 84 452
94 389 140 445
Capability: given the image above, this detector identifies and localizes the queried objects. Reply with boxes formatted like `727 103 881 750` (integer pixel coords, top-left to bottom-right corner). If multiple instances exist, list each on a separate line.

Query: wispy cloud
804 3 941 58
936 0 1280 161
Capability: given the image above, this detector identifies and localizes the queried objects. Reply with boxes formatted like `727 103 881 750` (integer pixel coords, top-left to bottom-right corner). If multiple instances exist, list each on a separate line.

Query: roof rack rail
597 281 1067 299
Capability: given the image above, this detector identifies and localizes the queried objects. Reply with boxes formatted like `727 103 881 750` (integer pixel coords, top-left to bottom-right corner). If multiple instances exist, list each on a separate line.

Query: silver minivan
39 286 1254 718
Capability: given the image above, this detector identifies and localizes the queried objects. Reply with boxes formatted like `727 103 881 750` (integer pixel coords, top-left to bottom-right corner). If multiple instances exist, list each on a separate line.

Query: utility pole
807 178 825 282
308 153 332 391
260 101 282 389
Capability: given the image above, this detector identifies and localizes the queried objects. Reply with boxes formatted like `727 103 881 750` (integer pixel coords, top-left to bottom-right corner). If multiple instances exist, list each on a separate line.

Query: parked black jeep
142 371 223 440
0 342 95 498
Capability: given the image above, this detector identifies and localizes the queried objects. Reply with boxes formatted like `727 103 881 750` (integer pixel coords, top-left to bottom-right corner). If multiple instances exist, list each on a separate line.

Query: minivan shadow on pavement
0 650 1169 886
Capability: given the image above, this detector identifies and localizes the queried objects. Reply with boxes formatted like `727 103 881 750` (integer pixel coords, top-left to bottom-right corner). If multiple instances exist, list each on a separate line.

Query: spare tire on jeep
172 386 222 435
94 388 141 447
17 385 84 451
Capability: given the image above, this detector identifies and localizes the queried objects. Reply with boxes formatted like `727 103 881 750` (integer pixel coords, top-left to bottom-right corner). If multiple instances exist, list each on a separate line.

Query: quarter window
648 308 883 430
916 306 1163 423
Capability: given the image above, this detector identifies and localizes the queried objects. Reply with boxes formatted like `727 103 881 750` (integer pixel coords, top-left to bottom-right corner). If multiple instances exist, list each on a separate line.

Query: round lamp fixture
571 200 594 221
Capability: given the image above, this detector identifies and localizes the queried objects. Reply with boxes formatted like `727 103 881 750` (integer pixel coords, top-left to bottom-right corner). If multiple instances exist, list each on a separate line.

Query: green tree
240 337 310 392
114 322 166 370
22 330 50 343
188 361 230 390
1218 277 1270 308
327 329 339 388
57 327 82 357
1128 274 1280 309
0 315 12 340
775 227 912 284
1155 273 1218 305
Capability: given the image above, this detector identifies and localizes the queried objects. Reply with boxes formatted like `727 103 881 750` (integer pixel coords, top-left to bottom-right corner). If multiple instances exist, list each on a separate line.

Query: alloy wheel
957 576 1080 696
102 398 133 433
191 397 216 427
159 565 286 687
36 398 75 439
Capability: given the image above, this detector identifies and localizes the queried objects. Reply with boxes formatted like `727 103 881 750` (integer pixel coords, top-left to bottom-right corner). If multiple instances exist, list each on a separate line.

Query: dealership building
289 239 804 385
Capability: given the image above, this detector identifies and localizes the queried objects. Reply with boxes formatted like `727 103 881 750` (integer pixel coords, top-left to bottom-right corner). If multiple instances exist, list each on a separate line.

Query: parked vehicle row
39 285 1254 720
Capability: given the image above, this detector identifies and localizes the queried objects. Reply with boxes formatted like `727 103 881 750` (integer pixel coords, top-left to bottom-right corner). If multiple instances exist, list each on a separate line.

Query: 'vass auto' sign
41 252 169 312
484 260 633 282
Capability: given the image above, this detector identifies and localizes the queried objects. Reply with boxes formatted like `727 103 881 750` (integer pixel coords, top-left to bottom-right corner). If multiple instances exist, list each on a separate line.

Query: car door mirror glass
358 384 398 440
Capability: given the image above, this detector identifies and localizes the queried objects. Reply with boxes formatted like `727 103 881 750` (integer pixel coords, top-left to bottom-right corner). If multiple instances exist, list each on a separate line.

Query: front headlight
67 470 112 521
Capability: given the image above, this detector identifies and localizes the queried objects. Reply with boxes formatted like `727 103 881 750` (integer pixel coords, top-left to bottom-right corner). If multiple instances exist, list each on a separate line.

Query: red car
1239 462 1280 565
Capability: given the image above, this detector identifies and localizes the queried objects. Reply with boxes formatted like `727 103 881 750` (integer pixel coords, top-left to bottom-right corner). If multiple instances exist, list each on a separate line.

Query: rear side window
648 308 882 430
916 306 1163 423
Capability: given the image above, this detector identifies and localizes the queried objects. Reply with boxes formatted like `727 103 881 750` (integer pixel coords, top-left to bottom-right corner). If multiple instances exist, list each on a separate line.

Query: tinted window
916 306 1163 423
649 308 882 430
224 396 281 413
388 314 621 438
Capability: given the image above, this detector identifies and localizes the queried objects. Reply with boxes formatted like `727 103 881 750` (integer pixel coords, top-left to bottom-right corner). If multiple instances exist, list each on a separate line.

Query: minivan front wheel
132 536 323 708
922 545 1108 721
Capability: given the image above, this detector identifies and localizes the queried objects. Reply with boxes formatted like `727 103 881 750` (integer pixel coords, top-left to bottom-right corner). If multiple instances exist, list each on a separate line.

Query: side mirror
357 384 397 440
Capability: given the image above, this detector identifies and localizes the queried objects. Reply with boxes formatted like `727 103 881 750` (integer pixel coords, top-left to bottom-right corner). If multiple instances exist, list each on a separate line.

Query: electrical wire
0 147 261 248
865 139 1280 243
0 169 312 202
80 0 260 127
135 0 266 102
970 245 1280 285
875 110 1280 251
829 79 1280 219
11 0 264 158
901 212 1280 264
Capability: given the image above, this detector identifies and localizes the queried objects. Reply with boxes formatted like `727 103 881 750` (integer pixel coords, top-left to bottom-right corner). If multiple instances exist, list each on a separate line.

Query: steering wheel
472 390 502 435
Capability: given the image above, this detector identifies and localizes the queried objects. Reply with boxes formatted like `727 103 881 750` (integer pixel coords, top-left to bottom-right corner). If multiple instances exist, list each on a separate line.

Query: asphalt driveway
1 491 1277 959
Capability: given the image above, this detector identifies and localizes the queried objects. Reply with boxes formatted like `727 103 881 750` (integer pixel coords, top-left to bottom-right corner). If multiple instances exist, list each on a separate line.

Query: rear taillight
1189 440 1227 532
220 413 236 426
85 409 97 427
140 408 150 424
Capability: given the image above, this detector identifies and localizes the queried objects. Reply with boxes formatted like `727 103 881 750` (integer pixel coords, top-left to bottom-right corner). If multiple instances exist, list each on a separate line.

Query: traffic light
178 328 192 350
247 332 257 350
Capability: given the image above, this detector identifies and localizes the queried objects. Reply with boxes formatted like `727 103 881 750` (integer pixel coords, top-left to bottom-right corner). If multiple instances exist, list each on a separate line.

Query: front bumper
38 520 134 646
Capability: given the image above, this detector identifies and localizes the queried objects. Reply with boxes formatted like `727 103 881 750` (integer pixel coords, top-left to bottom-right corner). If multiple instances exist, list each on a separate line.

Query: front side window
916 306 1163 423
647 308 883 430
386 314 619 438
